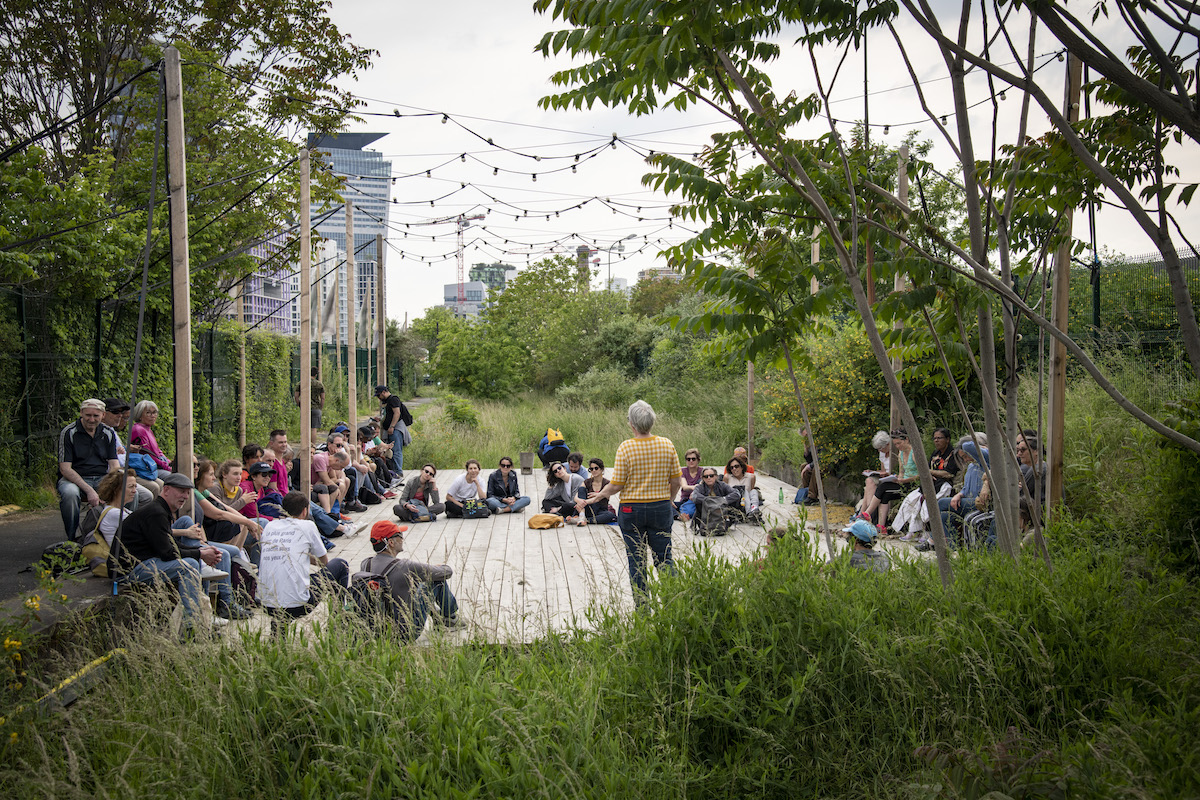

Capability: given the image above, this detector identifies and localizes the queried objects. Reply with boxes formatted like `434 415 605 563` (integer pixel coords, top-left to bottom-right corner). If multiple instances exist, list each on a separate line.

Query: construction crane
412 212 485 315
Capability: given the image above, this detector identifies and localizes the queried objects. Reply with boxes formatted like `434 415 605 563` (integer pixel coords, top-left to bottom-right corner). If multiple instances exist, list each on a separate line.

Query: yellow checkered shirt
610 435 682 503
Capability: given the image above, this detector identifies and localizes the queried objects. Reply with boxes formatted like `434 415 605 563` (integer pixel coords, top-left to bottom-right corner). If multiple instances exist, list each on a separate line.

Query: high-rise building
308 132 391 344
637 267 682 283
442 280 488 318
224 235 295 334
469 262 517 294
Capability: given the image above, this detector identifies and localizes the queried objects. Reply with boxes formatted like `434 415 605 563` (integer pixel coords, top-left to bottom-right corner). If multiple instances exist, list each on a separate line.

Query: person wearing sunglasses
675 448 703 522
723 456 763 520
543 461 587 525
395 464 445 523
575 458 617 524
691 467 741 509
486 458 531 515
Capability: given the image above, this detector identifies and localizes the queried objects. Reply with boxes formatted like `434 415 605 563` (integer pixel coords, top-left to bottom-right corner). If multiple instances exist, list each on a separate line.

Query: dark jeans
578 486 616 524
617 500 676 602
267 558 350 636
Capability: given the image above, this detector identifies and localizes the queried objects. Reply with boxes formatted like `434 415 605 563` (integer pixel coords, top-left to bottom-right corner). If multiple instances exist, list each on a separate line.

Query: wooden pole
747 263 755 459
236 278 246 447
299 149 312 498
164 45 193 510
1047 53 1083 519
811 228 820 295
890 144 909 434
333 244 341 377
346 199 357 431
314 243 323 384
376 232 386 390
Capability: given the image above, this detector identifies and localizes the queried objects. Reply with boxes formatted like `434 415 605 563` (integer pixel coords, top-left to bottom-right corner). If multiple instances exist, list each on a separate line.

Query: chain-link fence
0 287 422 492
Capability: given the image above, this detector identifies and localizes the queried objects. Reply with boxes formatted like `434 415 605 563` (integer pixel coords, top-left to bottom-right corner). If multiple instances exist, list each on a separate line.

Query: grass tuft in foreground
2 533 1198 798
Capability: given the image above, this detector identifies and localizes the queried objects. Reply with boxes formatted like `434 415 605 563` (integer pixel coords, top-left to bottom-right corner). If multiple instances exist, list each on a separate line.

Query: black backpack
692 494 731 537
349 559 403 632
31 541 88 579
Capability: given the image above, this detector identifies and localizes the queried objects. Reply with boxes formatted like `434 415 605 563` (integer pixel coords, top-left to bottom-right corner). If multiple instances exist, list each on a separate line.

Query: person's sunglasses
588 466 602 472
702 472 717 478
686 456 698 461
500 463 512 468
422 469 435 476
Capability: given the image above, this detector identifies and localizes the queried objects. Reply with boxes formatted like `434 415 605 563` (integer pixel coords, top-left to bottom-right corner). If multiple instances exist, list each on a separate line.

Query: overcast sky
324 1 1198 327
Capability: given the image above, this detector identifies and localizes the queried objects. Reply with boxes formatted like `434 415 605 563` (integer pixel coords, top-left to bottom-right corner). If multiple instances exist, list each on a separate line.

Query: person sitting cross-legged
360 521 463 640
257 491 350 637
444 459 487 518
486 457 531 515
395 464 446 522
543 461 586 526
574 457 618 524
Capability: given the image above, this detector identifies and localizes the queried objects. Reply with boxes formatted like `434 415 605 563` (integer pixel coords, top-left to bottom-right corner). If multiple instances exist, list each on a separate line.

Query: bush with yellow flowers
758 321 890 473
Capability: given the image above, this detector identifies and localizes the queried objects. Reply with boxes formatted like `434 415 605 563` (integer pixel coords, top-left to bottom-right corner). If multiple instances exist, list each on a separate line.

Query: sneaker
899 532 919 542
216 601 254 621
440 616 468 631
199 564 229 580
210 615 230 628
338 513 353 522
340 522 359 537
345 501 368 513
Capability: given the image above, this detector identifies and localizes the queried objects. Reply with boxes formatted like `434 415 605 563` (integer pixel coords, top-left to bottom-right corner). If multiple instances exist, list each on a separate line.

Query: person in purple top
129 400 172 477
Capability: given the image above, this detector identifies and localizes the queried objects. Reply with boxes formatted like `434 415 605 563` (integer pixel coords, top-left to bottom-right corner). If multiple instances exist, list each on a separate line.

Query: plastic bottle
778 487 784 503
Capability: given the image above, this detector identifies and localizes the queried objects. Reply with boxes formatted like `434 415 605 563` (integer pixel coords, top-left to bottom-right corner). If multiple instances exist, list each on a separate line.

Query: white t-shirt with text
258 516 328 609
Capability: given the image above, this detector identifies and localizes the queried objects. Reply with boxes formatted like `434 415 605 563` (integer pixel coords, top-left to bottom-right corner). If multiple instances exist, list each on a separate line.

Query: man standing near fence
374 385 412 478
579 400 682 605
57 398 120 538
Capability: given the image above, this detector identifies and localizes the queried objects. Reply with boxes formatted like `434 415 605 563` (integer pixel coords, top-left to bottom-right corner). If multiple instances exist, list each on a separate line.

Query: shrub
442 393 479 428
555 367 639 408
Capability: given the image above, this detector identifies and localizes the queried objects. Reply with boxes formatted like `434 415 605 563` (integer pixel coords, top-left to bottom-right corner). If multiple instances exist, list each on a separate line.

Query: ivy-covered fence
0 287 420 500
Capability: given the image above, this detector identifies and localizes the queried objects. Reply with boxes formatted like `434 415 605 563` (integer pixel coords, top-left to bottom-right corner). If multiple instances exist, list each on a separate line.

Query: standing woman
543 461 586 525
129 400 172 478
445 459 487 518
576 457 617 524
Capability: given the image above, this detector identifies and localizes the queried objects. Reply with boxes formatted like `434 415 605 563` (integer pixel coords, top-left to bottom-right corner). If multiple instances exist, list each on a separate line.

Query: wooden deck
232 467 916 644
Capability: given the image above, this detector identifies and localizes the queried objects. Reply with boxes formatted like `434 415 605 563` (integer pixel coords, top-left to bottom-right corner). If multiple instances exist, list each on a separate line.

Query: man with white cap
56 398 120 537
109 472 228 635
841 519 892 573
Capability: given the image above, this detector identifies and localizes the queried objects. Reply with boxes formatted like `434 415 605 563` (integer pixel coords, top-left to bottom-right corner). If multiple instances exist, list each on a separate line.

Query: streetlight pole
599 233 637 290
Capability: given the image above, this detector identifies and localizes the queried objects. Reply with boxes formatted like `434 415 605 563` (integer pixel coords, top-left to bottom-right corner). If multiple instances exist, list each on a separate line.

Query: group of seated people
847 426 1047 551
674 446 764 527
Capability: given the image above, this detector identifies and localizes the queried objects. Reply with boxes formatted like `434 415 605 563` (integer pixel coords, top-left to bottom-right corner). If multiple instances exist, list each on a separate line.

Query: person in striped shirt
580 400 682 604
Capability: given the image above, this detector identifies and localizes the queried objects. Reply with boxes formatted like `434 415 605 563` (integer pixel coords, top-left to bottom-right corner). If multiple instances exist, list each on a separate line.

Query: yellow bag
528 513 565 530
81 507 113 577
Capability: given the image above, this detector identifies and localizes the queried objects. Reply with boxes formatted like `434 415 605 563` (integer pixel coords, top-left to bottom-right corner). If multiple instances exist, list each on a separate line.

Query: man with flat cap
109 472 228 635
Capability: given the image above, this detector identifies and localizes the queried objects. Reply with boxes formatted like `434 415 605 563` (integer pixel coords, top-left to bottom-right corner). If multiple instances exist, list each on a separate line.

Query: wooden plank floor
233 467 926 644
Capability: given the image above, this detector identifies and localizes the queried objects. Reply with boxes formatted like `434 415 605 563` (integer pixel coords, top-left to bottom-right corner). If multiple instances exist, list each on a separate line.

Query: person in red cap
361 520 463 638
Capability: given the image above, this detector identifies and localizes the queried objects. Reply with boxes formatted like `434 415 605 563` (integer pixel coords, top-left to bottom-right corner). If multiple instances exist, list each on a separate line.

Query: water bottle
778 487 784 504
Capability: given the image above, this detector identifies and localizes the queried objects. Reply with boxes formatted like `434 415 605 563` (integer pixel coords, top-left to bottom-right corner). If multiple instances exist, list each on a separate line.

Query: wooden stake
890 145 909 434
299 149 312 498
236 277 246 447
346 199 357 431
747 263 755 459
1048 54 1083 519
164 46 193 513
377 232 386 389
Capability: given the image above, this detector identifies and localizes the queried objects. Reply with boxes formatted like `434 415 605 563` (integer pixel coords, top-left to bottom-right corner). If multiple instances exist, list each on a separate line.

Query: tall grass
3 533 1198 798
406 386 746 470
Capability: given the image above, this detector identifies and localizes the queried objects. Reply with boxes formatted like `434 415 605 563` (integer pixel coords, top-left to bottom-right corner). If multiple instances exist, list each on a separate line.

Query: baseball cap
841 519 877 544
370 520 408 544
80 398 106 412
373 385 389 397
247 461 274 476
104 398 130 413
160 472 195 490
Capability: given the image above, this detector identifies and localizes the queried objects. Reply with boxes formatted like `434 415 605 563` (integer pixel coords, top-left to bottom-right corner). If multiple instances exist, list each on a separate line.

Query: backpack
692 494 731 537
80 506 117 577
349 559 403 632
33 541 87 579
539 428 570 465
461 498 490 520
126 453 158 481
528 513 565 530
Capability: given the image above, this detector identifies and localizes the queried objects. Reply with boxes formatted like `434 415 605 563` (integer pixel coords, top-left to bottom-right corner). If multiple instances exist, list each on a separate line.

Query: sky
323 1 1198 327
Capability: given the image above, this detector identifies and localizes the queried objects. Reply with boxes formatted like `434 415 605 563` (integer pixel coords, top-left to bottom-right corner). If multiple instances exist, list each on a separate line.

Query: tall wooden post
890 144 909 434
376 232 386 389
164 45 193 510
236 279 246 447
333 246 341 376
747 263 755 458
811 228 820 295
346 199 357 430
299 149 312 498
1047 54 1083 519
314 243 323 384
